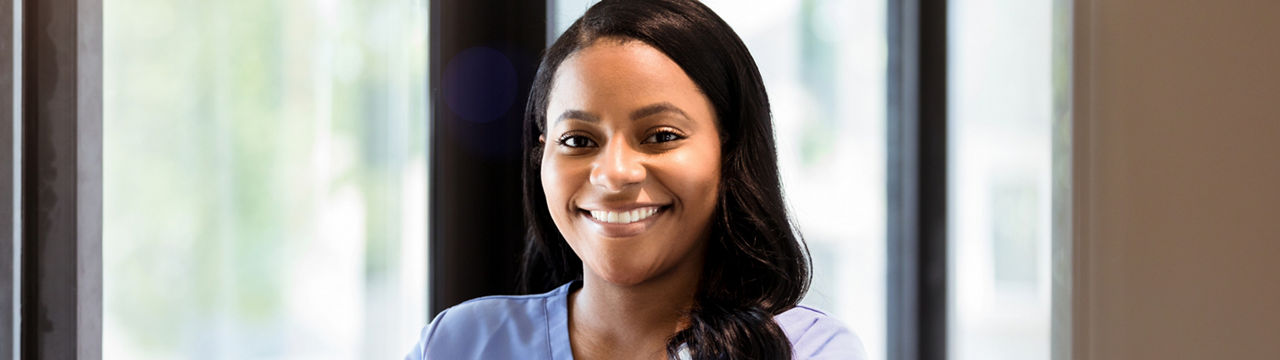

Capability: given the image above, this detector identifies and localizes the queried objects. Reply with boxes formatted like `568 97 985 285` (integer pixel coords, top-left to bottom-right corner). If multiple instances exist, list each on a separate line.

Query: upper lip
577 203 669 212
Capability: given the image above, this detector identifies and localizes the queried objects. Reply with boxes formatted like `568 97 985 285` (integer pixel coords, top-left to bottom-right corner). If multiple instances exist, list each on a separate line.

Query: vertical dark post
428 0 546 316
916 0 948 357
21 0 103 358
888 0 947 359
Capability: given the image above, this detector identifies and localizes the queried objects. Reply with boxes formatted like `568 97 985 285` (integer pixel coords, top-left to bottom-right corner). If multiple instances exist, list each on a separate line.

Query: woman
407 0 865 359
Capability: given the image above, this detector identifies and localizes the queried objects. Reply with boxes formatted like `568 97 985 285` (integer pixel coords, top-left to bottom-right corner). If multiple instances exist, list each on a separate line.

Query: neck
568 250 705 358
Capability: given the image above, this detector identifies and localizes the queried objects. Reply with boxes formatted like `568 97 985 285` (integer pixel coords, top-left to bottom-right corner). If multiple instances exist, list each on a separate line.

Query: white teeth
587 206 661 224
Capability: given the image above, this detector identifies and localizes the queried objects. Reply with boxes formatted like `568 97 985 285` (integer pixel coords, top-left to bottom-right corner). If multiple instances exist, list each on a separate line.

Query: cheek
540 153 586 232
688 158 721 216
663 144 721 221
540 154 568 217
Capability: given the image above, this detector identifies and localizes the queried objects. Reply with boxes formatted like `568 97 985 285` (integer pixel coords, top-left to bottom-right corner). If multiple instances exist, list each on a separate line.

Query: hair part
519 1 811 358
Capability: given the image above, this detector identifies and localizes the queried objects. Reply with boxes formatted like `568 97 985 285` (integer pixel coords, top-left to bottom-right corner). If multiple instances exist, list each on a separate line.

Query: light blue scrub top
404 281 867 360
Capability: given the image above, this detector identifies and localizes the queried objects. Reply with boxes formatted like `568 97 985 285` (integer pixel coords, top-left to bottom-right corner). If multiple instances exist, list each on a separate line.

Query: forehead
546 39 713 124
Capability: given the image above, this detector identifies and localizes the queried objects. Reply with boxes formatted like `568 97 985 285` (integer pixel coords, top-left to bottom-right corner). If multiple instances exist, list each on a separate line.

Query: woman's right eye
557 134 597 148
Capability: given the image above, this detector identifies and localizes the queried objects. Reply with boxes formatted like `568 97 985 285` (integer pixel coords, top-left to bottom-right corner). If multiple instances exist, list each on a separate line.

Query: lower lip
579 207 667 238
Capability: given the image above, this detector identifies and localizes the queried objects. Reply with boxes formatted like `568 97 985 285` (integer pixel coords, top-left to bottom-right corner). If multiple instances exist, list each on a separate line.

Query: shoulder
775 305 869 360
437 291 561 330
404 286 570 360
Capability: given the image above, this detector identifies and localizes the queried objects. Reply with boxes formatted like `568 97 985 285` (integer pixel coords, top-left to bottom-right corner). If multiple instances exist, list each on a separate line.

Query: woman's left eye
643 130 685 144
557 134 597 148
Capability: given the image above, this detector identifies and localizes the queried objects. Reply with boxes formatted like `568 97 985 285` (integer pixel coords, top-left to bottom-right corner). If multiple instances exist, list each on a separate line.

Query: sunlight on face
541 39 721 286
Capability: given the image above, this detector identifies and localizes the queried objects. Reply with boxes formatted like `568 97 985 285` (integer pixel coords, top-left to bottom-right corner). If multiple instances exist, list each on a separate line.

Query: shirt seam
792 304 830 316
422 308 450 357
543 296 554 359
454 291 560 306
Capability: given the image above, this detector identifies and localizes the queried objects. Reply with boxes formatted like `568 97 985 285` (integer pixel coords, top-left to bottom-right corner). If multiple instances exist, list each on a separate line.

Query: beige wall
1072 0 1280 359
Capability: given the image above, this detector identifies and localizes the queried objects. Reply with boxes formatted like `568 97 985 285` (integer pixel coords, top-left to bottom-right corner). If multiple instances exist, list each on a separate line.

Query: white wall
1072 0 1280 359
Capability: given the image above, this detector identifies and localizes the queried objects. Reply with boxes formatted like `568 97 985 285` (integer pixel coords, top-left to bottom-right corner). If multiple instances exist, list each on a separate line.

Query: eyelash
643 129 686 144
556 134 597 148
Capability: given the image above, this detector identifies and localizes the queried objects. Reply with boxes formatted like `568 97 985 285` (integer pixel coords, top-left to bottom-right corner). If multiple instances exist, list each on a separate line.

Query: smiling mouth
584 206 664 224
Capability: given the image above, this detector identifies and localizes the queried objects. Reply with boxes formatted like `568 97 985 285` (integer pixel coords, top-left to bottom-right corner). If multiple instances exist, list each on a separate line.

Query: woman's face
541 39 721 286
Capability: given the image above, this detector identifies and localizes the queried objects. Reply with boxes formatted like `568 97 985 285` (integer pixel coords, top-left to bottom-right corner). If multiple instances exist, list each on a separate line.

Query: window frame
12 0 104 359
887 0 949 359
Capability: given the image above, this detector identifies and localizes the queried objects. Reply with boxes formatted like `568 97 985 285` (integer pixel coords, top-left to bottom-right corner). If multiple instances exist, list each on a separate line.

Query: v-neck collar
546 281 579 360
545 281 693 360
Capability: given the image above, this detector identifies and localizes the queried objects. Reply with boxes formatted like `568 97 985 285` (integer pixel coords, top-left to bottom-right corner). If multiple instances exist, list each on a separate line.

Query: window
948 0 1055 358
554 1 1062 360
103 0 428 358
93 0 1063 358
696 2 889 360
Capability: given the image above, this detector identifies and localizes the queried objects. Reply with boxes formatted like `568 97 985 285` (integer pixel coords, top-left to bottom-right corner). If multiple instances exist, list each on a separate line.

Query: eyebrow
554 102 692 124
629 102 691 121
557 109 600 123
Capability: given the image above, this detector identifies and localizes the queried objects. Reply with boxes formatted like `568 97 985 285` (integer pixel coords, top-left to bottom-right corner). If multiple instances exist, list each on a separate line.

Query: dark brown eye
644 130 685 144
557 134 597 148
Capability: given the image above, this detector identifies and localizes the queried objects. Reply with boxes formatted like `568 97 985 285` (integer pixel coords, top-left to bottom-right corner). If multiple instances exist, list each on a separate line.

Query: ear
538 135 546 144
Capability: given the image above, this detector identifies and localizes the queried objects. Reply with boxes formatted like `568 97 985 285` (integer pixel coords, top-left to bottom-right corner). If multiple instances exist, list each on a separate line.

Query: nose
590 137 646 192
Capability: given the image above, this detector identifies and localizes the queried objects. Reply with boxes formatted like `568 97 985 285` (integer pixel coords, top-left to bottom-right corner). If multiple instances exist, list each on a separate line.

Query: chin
590 261 658 287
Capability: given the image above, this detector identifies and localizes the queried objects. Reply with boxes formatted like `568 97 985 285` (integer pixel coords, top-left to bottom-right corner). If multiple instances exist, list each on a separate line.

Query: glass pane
948 0 1054 359
551 1 888 359
103 0 429 358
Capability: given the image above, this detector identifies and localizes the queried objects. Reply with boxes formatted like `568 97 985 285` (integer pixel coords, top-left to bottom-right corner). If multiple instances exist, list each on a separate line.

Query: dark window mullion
21 0 104 358
888 0 947 359
427 0 547 317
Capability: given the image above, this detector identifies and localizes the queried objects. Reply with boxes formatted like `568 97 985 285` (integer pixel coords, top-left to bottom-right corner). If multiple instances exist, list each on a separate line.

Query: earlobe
539 135 546 144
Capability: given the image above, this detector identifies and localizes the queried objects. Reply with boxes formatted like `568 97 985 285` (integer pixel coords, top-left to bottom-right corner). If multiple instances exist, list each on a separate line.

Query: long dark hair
519 0 811 358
